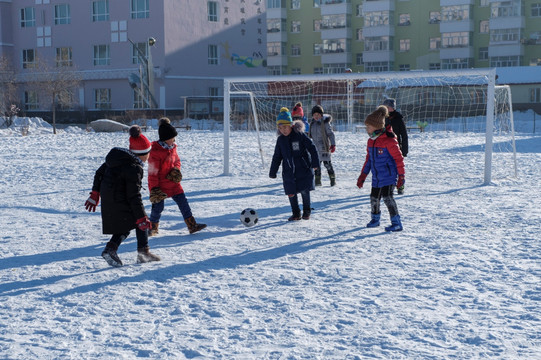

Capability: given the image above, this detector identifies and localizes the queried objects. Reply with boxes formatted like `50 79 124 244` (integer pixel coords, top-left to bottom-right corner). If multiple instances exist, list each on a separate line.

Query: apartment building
267 0 541 75
0 0 266 116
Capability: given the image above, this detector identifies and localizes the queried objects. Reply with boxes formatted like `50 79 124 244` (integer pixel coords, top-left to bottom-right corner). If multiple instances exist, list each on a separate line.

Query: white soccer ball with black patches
240 208 258 227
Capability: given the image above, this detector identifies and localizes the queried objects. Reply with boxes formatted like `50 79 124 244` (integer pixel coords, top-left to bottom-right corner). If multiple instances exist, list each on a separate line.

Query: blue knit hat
276 107 292 126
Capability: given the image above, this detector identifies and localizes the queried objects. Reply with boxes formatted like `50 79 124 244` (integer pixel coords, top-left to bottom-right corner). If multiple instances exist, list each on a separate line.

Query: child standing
147 117 206 235
309 105 337 186
85 125 160 267
356 106 405 232
291 102 310 134
269 107 320 221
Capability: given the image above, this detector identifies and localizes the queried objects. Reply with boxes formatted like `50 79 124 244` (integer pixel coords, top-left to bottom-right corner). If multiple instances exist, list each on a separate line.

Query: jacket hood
105 147 142 168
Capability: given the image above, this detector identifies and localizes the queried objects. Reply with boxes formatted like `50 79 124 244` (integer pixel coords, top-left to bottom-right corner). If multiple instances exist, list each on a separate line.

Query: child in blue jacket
270 107 320 221
356 106 405 232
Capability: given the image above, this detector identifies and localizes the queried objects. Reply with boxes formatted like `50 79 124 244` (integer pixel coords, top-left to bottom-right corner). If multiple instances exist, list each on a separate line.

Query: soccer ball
240 208 258 227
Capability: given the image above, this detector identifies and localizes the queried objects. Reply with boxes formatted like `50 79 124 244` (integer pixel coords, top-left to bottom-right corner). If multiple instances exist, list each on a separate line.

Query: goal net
224 69 517 184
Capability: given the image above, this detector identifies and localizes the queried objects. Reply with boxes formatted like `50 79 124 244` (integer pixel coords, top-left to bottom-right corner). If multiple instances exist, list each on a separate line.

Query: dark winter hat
276 107 292 126
129 125 152 155
365 105 388 129
382 98 396 109
291 102 304 118
311 105 324 116
158 117 178 141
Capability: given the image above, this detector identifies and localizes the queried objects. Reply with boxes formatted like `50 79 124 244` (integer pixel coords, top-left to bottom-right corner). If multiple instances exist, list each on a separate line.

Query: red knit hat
129 125 151 155
291 102 304 118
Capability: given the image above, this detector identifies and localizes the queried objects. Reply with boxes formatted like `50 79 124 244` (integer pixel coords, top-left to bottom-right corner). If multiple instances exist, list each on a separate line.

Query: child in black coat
85 125 160 267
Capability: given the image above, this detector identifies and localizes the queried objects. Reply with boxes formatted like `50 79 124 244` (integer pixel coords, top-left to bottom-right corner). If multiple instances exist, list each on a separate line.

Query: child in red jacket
356 106 405 232
147 118 206 235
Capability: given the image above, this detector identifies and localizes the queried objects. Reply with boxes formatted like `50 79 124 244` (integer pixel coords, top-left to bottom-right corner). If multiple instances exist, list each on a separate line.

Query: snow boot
315 175 322 186
136 247 161 263
366 213 381 228
329 174 336 187
148 222 159 236
101 244 123 267
385 215 403 232
288 211 302 221
302 208 311 220
185 216 207 234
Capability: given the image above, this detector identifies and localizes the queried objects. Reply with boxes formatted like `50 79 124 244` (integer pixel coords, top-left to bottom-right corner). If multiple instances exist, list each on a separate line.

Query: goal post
224 68 516 184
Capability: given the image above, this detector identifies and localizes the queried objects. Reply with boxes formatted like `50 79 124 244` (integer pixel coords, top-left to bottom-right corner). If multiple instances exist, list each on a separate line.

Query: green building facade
266 0 541 75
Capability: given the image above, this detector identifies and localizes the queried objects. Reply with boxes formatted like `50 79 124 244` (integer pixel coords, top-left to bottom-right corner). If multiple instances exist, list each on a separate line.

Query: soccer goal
223 68 517 184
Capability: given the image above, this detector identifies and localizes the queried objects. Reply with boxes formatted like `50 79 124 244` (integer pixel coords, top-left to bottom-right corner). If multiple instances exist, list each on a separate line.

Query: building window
56 47 72 67
267 18 285 33
364 11 391 27
364 36 391 51
54 4 71 25
532 3 541 17
490 28 520 43
429 37 441 50
480 20 489 33
291 0 300 10
356 5 363 17
208 44 219 65
291 21 301 33
356 53 363 66
323 39 346 53
399 39 410 52
398 14 410 26
267 66 284 75
267 0 284 9
22 49 36 69
208 1 218 22
530 88 541 102
479 47 489 61
313 43 323 55
490 55 521 67
429 63 441 70
491 1 520 18
268 42 282 56
132 42 148 64
291 44 301 56
209 87 219 97
356 28 364 41
365 61 392 73
321 14 347 30
93 45 110 66
92 0 109 22
429 11 441 24
313 19 322 31
323 63 347 74
442 58 470 69
480 0 489 6
131 0 149 19
442 32 469 48
95 89 111 109
291 68 301 75
314 67 323 74
20 7 35 28
442 5 469 22
24 91 39 110
399 64 410 71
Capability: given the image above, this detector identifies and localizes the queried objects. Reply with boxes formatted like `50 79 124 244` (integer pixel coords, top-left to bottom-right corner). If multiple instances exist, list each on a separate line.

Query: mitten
136 216 151 231
85 191 100 212
357 173 367 188
166 168 182 183
396 174 405 189
149 187 168 204
269 173 277 179
329 145 336 153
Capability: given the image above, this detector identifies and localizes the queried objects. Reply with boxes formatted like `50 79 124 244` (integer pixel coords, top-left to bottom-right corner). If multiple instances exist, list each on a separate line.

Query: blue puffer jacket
270 122 320 195
360 131 405 188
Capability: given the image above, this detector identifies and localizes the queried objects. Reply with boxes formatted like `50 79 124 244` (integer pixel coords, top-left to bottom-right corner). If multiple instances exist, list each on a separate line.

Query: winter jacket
309 114 336 162
360 131 405 188
147 141 183 197
269 121 320 195
91 148 147 234
386 110 408 157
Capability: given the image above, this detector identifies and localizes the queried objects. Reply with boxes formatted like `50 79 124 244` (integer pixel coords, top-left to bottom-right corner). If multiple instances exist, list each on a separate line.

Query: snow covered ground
0 118 540 359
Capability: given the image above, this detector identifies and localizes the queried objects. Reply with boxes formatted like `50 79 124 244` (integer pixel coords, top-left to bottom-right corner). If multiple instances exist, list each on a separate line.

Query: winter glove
166 168 182 183
149 187 168 204
357 173 367 189
85 191 100 212
329 145 336 153
396 174 405 189
269 173 277 179
136 216 151 231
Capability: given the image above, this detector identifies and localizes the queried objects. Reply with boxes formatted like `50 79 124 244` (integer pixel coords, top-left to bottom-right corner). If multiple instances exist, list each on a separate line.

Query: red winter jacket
148 141 184 197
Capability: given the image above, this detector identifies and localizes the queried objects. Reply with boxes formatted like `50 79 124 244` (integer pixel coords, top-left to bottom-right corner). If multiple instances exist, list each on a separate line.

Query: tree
0 56 18 128
25 57 81 134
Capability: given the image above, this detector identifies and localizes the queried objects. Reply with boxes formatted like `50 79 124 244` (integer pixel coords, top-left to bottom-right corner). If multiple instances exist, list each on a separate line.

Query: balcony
362 0 394 13
440 19 474 33
439 46 473 59
362 50 394 63
440 0 474 5
321 1 351 16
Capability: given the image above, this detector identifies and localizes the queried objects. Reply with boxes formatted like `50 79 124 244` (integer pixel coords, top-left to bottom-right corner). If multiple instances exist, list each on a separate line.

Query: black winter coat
91 148 147 234
386 110 409 157
269 127 320 195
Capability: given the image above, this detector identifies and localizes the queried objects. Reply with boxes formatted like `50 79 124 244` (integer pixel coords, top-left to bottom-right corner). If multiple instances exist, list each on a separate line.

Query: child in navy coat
269 107 320 220
356 106 405 231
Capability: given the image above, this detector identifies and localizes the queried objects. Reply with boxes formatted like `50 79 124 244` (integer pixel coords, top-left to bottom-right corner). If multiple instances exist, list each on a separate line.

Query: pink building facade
0 0 266 117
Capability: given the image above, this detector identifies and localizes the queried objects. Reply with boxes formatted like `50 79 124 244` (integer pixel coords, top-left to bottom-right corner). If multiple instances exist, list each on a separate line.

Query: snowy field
0 118 540 359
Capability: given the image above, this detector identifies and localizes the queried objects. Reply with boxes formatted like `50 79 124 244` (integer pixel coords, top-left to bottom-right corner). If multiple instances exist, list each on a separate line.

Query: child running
356 106 405 232
269 107 320 220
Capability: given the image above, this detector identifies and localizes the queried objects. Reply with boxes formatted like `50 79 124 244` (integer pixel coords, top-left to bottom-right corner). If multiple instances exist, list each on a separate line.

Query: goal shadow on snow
45 227 384 299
